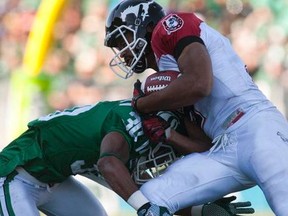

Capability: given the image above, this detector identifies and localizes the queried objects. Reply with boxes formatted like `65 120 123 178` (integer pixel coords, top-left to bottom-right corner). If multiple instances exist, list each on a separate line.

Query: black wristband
133 95 142 112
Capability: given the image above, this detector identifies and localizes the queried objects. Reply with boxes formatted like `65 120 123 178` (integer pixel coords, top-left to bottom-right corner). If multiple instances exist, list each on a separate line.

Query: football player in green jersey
0 99 253 216
0 99 185 216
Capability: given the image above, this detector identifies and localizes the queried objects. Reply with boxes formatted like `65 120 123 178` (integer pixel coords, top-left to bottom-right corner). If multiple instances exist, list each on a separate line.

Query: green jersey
0 100 153 183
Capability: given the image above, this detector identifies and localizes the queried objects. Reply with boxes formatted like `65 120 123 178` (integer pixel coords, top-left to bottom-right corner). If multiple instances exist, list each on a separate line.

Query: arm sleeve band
174 36 205 60
127 190 150 210
99 152 124 163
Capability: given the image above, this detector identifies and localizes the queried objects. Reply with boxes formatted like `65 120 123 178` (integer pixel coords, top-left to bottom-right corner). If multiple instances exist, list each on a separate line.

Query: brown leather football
141 71 180 94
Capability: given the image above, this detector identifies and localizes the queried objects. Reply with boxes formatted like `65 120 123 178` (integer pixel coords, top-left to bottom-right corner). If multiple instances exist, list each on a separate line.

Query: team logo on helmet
162 14 184 35
120 1 154 23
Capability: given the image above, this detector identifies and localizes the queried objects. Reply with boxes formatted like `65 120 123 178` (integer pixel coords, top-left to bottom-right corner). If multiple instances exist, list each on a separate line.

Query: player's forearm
184 118 212 147
137 75 204 114
97 156 138 200
98 156 151 211
167 129 211 154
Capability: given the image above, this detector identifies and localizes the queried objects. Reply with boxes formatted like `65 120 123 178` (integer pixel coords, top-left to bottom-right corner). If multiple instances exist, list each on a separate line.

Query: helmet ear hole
135 18 141 26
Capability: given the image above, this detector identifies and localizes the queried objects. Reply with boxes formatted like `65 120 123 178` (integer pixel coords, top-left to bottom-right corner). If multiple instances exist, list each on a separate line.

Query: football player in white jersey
104 0 288 215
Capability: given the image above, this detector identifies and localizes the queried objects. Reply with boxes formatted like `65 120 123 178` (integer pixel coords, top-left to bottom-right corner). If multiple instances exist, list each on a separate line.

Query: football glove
137 202 172 216
132 79 145 114
202 196 255 216
142 115 170 143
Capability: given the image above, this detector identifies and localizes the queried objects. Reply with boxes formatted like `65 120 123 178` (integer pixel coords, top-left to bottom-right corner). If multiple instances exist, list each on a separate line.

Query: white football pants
0 172 107 216
141 108 288 216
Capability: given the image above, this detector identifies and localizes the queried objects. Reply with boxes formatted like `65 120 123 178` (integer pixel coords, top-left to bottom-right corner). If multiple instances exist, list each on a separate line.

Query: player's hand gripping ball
132 70 180 114
140 71 181 143
132 79 145 114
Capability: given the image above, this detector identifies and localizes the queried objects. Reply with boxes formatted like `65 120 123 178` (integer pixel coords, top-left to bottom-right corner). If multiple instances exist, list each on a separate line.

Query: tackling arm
166 117 212 155
142 114 212 155
97 132 138 201
97 131 172 215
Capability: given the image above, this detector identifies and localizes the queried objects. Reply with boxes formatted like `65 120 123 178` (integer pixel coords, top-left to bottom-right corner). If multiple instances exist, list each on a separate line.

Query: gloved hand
137 202 172 216
132 79 145 114
142 115 170 143
202 196 255 216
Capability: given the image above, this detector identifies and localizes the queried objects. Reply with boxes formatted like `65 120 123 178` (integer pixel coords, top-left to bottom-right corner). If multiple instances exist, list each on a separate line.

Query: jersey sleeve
152 13 205 61
101 111 134 148
101 106 151 159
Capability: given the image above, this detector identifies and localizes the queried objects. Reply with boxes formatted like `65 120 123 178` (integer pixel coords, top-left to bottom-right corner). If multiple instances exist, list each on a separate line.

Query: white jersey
142 12 288 216
151 13 274 138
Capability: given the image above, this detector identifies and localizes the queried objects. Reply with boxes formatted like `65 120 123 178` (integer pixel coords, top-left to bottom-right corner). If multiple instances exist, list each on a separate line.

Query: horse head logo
121 1 154 23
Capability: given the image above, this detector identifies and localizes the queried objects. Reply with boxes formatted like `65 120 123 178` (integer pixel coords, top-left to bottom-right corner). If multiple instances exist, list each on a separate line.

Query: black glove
202 196 255 216
137 202 172 216
132 79 145 114
142 115 170 143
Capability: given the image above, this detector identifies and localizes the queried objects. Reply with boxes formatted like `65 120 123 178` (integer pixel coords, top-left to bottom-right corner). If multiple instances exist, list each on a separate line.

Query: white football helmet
133 142 178 185
132 110 183 185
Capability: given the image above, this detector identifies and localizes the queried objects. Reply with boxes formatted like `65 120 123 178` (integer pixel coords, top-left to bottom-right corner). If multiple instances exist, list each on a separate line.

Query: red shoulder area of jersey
152 13 203 59
141 71 180 95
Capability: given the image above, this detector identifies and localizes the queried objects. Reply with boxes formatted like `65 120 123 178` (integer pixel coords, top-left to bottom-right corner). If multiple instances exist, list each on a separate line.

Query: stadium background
0 0 287 215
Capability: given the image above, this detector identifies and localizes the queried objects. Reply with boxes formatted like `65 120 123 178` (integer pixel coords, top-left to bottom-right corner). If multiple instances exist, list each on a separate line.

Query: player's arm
167 118 212 155
136 42 213 114
143 115 212 154
97 132 138 200
97 131 171 216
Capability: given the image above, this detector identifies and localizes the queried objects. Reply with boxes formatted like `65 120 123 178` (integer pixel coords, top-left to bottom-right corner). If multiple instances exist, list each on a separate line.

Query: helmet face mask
132 143 178 185
132 110 183 185
107 25 148 79
104 0 165 79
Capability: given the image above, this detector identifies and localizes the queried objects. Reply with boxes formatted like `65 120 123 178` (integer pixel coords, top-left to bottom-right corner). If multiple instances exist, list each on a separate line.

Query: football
141 71 180 94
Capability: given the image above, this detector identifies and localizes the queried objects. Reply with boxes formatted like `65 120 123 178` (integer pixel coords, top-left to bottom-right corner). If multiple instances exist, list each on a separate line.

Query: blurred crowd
0 0 288 146
0 1 286 215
